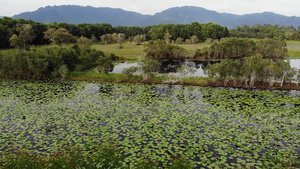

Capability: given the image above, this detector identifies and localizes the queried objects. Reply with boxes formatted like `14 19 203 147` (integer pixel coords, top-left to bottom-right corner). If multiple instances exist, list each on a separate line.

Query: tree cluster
230 24 300 40
0 17 114 49
147 22 229 42
205 54 298 87
195 37 287 59
0 45 113 79
0 17 230 49
144 40 187 60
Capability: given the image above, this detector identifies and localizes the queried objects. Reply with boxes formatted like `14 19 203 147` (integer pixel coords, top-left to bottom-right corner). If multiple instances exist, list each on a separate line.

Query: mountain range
12 5 300 28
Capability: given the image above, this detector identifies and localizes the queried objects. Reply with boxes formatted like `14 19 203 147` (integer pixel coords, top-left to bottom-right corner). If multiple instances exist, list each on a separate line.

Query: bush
144 40 186 60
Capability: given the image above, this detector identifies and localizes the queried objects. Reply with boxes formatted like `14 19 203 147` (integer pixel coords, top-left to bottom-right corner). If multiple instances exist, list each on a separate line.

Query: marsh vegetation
0 80 299 168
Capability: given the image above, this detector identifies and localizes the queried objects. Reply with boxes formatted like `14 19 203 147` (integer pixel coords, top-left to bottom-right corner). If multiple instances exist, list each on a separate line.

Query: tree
97 57 114 73
275 60 294 87
297 69 300 86
204 63 222 83
132 35 142 46
91 34 99 43
100 33 115 44
205 59 241 85
9 24 35 49
264 61 278 87
77 36 92 48
122 66 139 79
177 63 196 82
43 28 57 44
175 37 183 44
257 38 287 58
117 33 126 49
164 32 172 44
44 28 75 46
144 40 186 60
9 34 22 49
190 35 199 44
100 35 106 44
138 58 160 80
241 54 267 87
58 64 69 81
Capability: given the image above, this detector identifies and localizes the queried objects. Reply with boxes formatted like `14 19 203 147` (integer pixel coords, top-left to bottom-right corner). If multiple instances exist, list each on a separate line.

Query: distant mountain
234 12 300 27
12 5 300 28
145 6 300 28
12 5 150 26
140 6 239 27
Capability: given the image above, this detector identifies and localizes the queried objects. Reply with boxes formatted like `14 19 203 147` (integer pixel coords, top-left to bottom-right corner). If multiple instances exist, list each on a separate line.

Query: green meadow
92 40 300 60
92 42 212 60
287 41 300 59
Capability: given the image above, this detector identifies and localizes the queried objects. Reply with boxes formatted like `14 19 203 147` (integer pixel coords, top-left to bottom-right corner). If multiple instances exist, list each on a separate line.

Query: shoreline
68 75 300 91
2 73 300 91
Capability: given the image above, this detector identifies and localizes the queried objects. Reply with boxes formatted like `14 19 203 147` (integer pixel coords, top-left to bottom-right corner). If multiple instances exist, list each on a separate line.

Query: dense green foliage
0 18 229 49
144 40 187 60
196 37 287 59
230 24 300 40
0 80 299 168
205 54 297 87
0 45 113 79
145 22 229 42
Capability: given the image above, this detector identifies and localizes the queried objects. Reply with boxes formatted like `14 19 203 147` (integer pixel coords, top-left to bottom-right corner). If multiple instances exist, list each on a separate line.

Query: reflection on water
112 60 219 77
112 59 300 77
111 62 138 74
290 59 300 69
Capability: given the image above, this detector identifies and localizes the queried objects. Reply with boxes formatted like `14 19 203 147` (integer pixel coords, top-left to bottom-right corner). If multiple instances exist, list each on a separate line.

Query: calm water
112 60 219 77
112 59 300 77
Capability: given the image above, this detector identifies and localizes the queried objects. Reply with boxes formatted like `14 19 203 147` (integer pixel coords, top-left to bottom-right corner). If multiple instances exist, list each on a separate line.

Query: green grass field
92 42 146 60
93 41 300 60
92 42 211 60
1 40 299 59
287 41 300 58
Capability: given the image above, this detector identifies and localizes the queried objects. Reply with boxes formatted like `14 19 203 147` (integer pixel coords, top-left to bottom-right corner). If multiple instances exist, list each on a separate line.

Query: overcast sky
1 0 300 17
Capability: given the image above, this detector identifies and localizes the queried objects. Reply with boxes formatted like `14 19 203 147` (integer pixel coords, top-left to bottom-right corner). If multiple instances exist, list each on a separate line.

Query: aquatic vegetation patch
0 80 299 168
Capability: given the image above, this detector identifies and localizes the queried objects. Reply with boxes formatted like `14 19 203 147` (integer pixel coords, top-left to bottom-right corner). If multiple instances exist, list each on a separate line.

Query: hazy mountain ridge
13 5 150 26
12 5 300 28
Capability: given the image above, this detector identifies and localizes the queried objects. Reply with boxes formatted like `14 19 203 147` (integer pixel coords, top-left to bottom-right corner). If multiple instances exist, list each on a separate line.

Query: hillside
140 6 239 27
145 6 300 28
12 5 300 28
12 5 150 26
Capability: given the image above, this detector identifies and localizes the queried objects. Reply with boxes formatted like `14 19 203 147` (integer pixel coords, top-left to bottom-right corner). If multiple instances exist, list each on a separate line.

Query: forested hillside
12 5 300 28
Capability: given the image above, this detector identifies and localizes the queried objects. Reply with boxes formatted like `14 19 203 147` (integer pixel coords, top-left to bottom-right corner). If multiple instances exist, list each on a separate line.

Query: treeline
0 17 229 49
205 54 299 87
0 45 114 79
194 37 287 59
230 24 300 40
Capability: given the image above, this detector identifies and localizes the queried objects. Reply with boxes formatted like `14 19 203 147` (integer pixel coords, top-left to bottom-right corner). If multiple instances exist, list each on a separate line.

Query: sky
1 0 300 17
